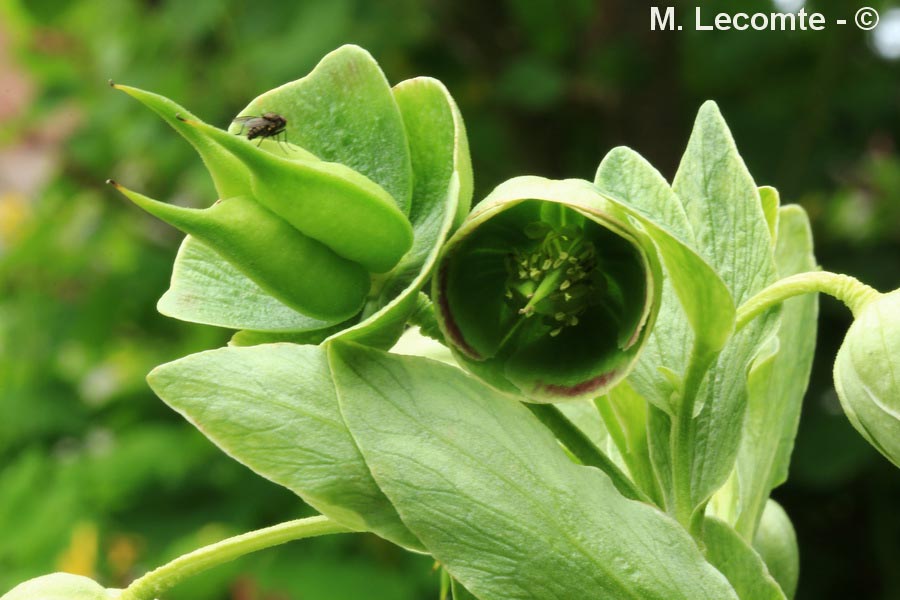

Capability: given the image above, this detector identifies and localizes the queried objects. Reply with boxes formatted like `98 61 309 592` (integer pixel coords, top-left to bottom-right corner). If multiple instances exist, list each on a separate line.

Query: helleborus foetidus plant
6 46 899 600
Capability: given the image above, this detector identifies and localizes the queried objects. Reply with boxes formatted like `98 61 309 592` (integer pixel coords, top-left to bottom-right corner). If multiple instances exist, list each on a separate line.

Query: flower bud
0 573 119 600
834 289 900 467
753 500 799 600
434 177 661 402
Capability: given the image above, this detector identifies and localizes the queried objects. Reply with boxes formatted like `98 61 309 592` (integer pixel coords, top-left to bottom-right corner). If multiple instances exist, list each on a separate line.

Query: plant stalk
526 403 652 504
410 292 447 344
736 271 880 332
670 347 717 536
119 515 355 600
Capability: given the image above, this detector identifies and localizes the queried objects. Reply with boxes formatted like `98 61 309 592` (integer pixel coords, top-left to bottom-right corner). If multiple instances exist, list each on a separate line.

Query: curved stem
736 271 880 332
120 516 355 600
526 403 652 504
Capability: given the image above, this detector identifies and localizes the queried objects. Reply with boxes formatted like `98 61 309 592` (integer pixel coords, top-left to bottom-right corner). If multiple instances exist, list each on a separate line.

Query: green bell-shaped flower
434 176 662 402
834 288 900 467
109 45 472 344
0 573 119 600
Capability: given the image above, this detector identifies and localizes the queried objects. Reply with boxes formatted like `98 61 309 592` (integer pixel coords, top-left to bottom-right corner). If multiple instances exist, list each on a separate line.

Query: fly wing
231 115 265 136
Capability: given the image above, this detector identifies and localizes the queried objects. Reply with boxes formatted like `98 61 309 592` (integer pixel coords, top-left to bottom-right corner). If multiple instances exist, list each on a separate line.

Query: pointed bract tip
105 178 119 188
108 79 115 87
697 99 725 121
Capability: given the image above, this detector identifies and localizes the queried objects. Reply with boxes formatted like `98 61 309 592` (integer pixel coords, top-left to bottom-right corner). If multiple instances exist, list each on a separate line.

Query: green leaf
146 343 422 551
703 518 786 600
596 147 694 243
729 205 817 538
672 102 776 307
329 342 739 600
330 76 472 349
595 147 733 414
752 500 799 599
759 187 780 242
231 44 413 214
451 578 480 600
671 102 779 511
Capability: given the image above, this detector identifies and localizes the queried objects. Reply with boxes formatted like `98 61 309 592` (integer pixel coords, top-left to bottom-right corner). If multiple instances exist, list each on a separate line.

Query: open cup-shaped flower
434 177 662 402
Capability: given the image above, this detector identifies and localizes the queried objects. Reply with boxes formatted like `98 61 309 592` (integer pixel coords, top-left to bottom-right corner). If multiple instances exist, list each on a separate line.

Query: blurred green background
1 0 898 598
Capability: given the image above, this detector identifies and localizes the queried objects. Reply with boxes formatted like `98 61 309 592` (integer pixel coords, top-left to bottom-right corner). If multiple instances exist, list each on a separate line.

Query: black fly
232 112 293 153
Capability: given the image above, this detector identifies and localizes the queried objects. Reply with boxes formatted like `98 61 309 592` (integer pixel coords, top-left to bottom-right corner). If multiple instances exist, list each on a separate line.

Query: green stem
526 404 652 504
736 271 880 332
594 397 664 507
671 348 717 536
119 516 354 600
409 292 446 344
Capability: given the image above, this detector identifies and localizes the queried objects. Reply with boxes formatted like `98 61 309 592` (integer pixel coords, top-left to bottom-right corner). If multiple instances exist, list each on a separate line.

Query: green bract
0 573 119 600
434 177 662 402
110 45 471 343
834 289 900 467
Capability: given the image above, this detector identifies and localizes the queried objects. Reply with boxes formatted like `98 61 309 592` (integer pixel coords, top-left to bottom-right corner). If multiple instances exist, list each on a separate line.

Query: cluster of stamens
504 223 602 337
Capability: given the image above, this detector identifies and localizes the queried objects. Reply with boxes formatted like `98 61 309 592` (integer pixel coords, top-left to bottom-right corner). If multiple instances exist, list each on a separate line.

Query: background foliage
1 0 898 598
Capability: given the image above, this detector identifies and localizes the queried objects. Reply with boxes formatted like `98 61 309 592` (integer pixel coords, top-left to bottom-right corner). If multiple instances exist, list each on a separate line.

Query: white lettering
752 13 769 30
696 7 713 30
691 8 829 32
809 12 825 30
717 12 735 30
770 13 795 30
651 7 676 31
